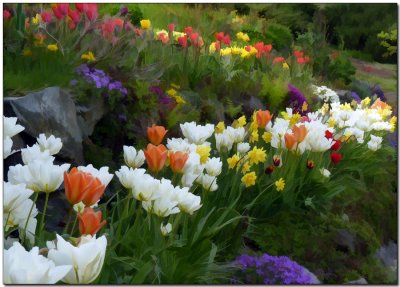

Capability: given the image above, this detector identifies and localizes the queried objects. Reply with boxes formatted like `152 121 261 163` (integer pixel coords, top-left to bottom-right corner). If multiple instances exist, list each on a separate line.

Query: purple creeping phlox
288 84 309 116
76 64 127 96
234 253 315 284
150 86 174 105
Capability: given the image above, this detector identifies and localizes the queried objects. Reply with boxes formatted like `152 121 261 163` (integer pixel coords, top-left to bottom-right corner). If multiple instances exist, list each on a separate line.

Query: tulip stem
71 214 78 236
39 192 50 232
63 208 73 234
21 191 39 244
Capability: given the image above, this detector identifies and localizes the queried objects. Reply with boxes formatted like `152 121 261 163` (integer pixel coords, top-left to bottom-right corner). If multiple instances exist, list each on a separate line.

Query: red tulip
40 11 52 23
331 152 342 164
325 130 333 139
167 23 175 32
85 3 98 21
215 32 224 41
293 50 304 58
331 140 341 151
273 57 285 63
68 10 80 24
3 9 11 20
178 35 188 47
184 26 193 35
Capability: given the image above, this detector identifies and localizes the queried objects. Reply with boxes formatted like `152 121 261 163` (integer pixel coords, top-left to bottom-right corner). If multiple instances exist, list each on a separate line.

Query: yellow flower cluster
140 19 151 30
81 51 96 62
247 146 267 165
47 44 58 52
232 115 246 128
196 145 211 164
236 32 250 42
275 178 285 191
166 87 186 105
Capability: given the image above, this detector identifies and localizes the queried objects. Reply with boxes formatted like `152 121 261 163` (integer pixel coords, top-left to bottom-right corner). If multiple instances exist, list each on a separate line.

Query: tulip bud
273 155 281 167
265 165 274 175
78 207 106 236
169 151 189 173
331 152 342 164
306 160 315 169
144 144 168 172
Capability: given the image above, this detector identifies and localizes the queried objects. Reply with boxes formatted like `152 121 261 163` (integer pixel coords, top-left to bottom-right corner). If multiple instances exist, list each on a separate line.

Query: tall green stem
39 192 50 232
21 192 39 243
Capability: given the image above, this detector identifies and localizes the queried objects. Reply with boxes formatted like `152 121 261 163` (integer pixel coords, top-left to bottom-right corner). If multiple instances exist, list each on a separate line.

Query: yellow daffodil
289 113 301 127
247 146 266 165
390 116 397 132
171 83 180 89
262 132 272 143
282 62 289 69
327 117 336 128
47 44 58 52
249 130 259 143
340 103 352 111
32 14 41 25
215 122 225 134
196 145 211 164
302 102 308 113
22 48 32 56
209 42 217 53
275 178 285 191
241 161 251 174
232 115 246 128
140 19 151 30
174 95 186 104
231 46 242 55
227 154 240 169
220 48 232 56
166 88 177 97
361 97 371 107
241 172 257 187
81 51 96 62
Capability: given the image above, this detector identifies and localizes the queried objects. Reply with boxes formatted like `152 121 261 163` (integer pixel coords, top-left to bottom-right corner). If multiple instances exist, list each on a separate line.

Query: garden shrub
264 22 293 51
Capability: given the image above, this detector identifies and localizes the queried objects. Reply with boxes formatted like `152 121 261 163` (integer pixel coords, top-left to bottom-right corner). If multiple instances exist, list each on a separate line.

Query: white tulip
21 144 54 164
47 234 107 284
36 133 63 155
4 242 71 284
320 168 331 178
199 174 218 192
180 122 215 144
8 161 70 193
176 189 202 215
367 135 383 151
4 116 24 139
160 223 172 236
227 126 246 143
166 137 197 153
78 164 113 187
4 136 15 159
123 145 145 168
4 182 38 244
215 129 235 152
142 197 179 217
237 142 251 155
115 166 144 189
132 174 160 201
205 157 222 176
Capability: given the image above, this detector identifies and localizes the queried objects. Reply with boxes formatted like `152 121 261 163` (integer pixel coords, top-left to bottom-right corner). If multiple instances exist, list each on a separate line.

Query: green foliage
327 53 356 85
234 4 250 16
377 26 397 59
259 74 288 112
323 3 397 63
265 22 293 50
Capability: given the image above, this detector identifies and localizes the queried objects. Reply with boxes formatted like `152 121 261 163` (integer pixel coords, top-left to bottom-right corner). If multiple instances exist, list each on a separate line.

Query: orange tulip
144 144 168 172
64 167 105 206
370 98 389 110
284 133 297 150
256 110 272 128
169 151 189 173
292 125 308 143
147 124 168 145
78 207 106 236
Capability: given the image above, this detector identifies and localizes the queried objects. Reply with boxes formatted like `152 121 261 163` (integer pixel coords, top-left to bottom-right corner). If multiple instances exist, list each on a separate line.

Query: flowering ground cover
3 3 398 284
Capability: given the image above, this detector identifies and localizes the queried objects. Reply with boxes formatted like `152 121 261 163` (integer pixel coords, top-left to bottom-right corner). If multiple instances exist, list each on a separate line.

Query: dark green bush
327 53 356 85
265 22 293 50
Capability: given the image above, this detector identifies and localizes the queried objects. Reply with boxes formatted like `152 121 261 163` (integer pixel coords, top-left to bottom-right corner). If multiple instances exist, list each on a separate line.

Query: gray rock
375 240 398 279
346 277 368 284
334 229 356 253
301 266 321 284
4 87 105 165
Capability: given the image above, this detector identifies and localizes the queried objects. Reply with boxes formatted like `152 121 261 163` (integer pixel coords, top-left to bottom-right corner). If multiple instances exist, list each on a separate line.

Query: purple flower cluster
371 85 387 102
351 91 361 103
75 64 128 96
234 253 315 284
150 85 174 105
287 84 309 116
